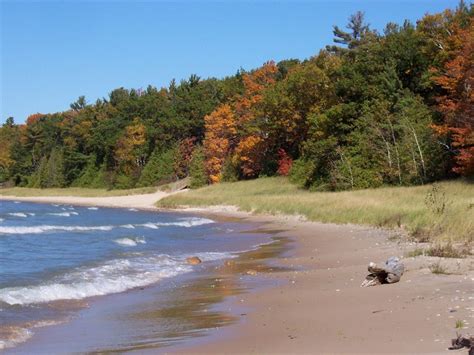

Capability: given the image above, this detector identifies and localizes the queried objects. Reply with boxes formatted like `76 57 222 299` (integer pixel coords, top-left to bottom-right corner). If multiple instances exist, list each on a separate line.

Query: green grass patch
0 186 158 198
455 320 465 329
157 177 474 242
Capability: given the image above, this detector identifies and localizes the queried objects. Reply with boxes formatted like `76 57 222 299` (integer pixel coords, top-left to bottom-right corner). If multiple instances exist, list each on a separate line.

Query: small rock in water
186 256 202 265
246 269 258 276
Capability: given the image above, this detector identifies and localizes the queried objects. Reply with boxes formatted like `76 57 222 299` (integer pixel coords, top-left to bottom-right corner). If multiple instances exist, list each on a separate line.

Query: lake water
0 200 272 350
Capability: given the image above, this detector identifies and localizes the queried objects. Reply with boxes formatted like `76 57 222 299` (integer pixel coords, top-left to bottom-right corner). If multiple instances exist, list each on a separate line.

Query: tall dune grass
158 177 473 242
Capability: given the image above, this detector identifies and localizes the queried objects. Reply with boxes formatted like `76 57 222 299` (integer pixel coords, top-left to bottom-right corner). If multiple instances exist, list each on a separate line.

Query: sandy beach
1 192 473 353
0 189 179 211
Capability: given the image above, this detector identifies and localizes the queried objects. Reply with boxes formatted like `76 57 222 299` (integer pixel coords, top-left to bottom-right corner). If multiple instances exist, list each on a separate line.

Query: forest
0 3 472 191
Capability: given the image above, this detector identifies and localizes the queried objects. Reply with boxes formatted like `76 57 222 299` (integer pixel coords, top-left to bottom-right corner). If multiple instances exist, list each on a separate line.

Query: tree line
0 3 472 190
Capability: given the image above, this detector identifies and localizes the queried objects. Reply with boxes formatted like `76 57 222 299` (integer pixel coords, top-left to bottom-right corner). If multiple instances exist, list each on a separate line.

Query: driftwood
449 335 474 354
361 257 405 287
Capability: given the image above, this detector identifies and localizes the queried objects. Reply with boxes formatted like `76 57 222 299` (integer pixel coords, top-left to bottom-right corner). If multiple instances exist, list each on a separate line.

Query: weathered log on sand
361 256 404 287
448 335 473 353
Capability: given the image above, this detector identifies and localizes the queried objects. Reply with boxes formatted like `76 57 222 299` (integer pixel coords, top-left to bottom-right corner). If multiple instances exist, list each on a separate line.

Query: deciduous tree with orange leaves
432 20 474 176
233 61 278 178
203 104 236 183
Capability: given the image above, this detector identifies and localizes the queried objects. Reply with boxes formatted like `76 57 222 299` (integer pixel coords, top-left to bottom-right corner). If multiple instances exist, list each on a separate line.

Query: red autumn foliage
26 113 44 126
277 149 293 176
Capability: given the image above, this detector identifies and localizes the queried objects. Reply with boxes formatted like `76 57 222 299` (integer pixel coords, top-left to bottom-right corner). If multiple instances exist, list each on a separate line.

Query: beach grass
0 186 158 197
158 177 474 242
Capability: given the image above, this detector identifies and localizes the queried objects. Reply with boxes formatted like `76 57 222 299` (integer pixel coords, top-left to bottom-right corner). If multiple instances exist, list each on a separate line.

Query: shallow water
0 200 272 350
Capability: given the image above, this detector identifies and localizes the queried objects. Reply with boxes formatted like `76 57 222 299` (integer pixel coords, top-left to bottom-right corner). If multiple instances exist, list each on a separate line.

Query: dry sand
0 189 181 210
1 192 473 354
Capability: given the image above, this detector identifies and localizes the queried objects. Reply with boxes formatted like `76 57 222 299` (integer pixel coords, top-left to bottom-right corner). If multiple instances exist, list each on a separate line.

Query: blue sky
0 0 460 124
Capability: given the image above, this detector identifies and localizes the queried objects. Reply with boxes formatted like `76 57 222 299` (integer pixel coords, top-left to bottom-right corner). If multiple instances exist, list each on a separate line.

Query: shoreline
1 193 473 353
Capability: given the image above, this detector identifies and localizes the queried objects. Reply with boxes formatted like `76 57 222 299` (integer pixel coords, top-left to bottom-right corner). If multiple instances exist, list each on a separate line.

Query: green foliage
72 159 109 188
28 149 66 188
189 146 207 189
137 147 176 187
221 158 239 182
289 159 316 188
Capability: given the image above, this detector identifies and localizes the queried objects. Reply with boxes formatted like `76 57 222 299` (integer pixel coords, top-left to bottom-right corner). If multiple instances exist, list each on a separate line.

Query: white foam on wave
114 237 146 247
0 218 4 222
48 212 72 217
141 223 159 229
8 213 27 218
172 217 215 227
0 251 232 305
141 217 215 229
87 207 99 210
128 208 138 212
0 326 32 350
0 255 183 305
0 225 114 235
0 319 65 350
48 212 78 217
121 224 135 229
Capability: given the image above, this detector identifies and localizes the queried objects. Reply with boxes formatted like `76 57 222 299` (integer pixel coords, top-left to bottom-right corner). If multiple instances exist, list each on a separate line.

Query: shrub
138 147 176 187
189 146 207 188
289 159 315 188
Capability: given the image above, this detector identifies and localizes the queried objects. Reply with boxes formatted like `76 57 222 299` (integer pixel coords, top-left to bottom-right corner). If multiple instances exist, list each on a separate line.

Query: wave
0 320 65 350
140 223 160 229
0 217 214 235
0 252 230 305
114 237 146 247
140 217 215 229
87 207 99 210
48 212 73 217
0 218 4 222
172 217 214 227
8 213 27 218
0 225 114 234
0 325 32 350
48 212 78 217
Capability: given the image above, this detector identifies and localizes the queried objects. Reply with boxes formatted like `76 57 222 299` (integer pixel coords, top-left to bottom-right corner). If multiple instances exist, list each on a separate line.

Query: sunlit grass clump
158 177 474 242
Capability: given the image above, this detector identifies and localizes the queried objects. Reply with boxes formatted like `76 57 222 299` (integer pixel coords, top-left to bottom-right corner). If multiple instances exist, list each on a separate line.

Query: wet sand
1 194 473 353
